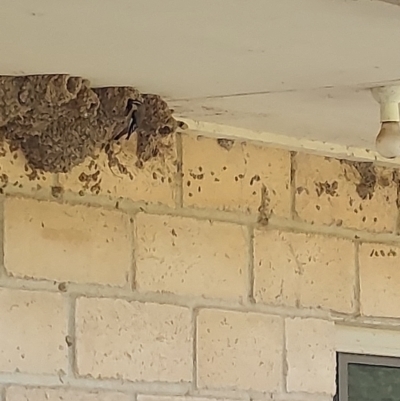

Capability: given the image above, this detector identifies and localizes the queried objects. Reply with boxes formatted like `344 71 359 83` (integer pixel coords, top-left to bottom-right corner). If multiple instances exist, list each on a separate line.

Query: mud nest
0 74 186 173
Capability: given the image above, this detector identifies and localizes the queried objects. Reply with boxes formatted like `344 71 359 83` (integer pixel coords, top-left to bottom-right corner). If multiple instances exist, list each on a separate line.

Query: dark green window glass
348 363 400 401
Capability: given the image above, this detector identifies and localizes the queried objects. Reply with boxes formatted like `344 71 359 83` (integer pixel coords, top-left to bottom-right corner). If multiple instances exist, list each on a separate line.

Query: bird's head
126 98 143 115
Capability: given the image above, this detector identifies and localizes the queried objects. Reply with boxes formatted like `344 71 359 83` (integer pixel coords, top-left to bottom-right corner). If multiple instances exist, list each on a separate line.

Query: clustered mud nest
0 74 187 173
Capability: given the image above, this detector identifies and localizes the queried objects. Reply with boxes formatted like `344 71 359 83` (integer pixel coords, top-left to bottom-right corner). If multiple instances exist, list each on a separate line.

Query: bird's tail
113 126 128 141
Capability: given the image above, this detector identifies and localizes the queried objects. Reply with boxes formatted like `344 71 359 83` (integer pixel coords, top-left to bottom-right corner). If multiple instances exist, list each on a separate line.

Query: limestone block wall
0 132 399 401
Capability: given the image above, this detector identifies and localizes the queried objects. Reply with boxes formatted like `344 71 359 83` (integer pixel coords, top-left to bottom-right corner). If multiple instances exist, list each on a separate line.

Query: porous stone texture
59 133 177 206
254 230 355 313
359 242 400 318
0 288 67 375
197 309 283 392
138 396 240 401
4 197 132 286
295 153 398 232
135 213 248 300
6 387 131 401
1 129 400 401
75 297 192 382
285 318 336 395
182 134 291 220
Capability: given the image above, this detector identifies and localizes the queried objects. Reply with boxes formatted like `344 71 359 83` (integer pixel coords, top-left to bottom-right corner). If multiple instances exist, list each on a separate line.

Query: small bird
114 99 144 140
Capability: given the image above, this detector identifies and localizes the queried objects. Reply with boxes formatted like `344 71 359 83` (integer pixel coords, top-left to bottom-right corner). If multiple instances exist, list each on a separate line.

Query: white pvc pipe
380 102 400 122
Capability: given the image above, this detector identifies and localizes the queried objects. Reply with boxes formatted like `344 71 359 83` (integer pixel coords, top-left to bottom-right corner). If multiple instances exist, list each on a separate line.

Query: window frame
337 352 400 401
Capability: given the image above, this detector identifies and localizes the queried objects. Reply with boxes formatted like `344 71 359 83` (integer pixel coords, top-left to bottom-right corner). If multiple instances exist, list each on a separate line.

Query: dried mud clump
134 94 186 166
346 161 377 200
217 138 234 151
0 74 186 173
340 160 392 200
257 184 271 225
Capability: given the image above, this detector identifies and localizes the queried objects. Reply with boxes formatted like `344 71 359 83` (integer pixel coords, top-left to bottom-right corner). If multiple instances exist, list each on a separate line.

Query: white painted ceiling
1 0 400 150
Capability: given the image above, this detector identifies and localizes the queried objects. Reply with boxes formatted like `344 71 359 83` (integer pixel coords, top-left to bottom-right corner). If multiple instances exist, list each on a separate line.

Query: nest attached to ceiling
0 74 187 173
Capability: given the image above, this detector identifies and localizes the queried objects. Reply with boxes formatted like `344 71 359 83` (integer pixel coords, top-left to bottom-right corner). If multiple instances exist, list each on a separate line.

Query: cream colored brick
197 309 283 392
359 243 400 318
0 288 67 374
136 213 248 300
6 387 131 401
295 153 397 232
0 142 54 193
182 135 290 217
138 396 240 401
273 398 332 401
4 197 132 286
276 393 332 401
59 135 177 206
285 318 336 394
254 230 355 313
76 297 192 382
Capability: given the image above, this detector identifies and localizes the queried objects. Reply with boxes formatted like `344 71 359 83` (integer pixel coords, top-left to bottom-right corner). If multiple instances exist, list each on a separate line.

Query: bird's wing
125 99 134 116
128 115 138 134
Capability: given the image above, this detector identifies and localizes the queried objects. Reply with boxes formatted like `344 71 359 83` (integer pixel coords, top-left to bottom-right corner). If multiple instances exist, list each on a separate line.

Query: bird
113 99 144 141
